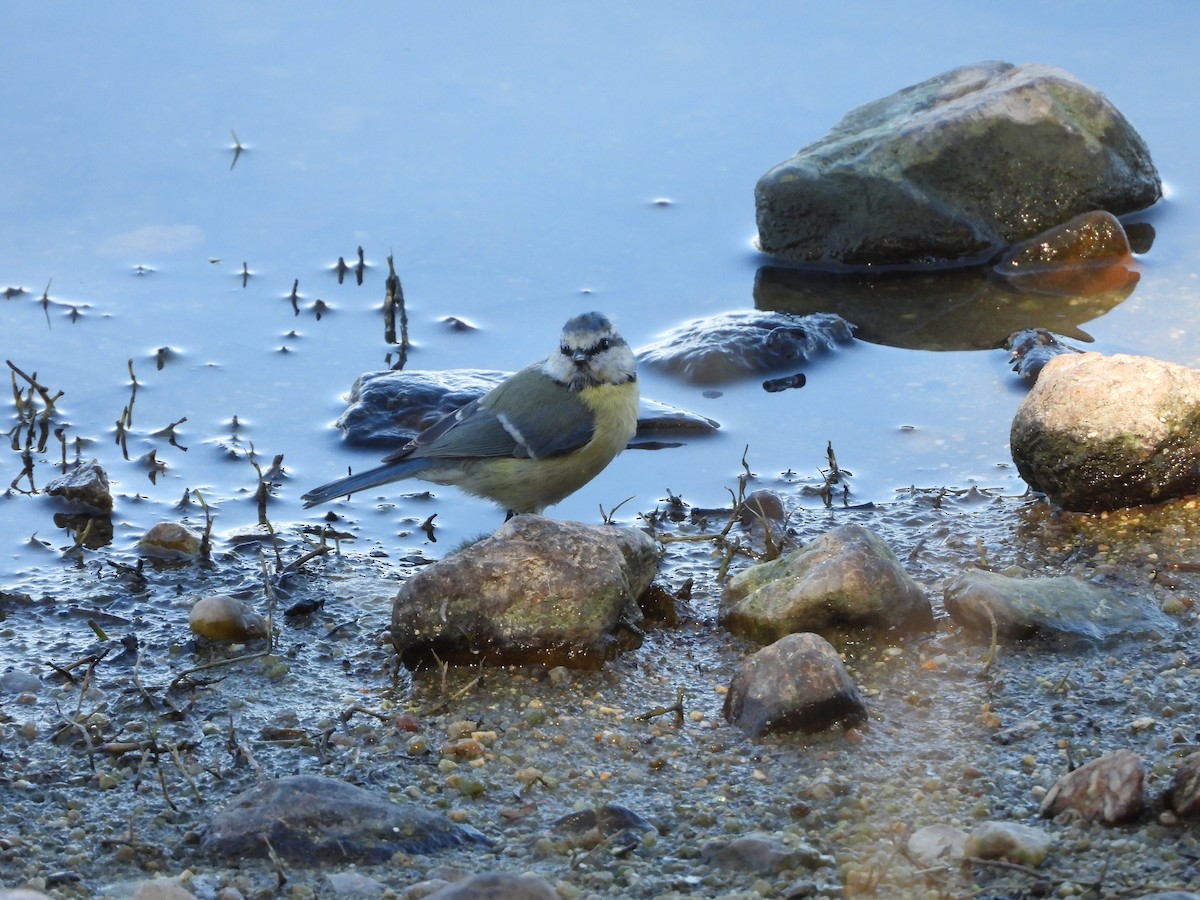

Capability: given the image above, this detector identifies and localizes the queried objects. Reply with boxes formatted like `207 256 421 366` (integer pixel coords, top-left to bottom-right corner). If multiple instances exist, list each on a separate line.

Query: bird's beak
572 350 589 365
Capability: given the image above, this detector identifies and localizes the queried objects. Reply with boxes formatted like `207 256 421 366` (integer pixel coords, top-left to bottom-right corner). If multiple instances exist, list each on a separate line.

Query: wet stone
636 310 854 384
1010 352 1200 511
963 821 1052 867
699 833 834 875
424 872 558 899
44 458 112 514
721 523 932 644
392 515 657 670
994 210 1138 298
1167 751 1200 818
1039 749 1145 825
755 61 1160 267
723 632 866 737
334 368 717 448
943 568 1177 646
1005 329 1081 382
138 522 204 560
202 774 490 863
188 594 269 642
550 803 657 848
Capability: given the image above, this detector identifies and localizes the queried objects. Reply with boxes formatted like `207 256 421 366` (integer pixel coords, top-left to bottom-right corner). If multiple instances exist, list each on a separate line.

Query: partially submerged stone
391 515 658 669
723 632 866 737
44 458 112 514
424 873 558 900
700 832 834 875
963 821 1052 867
1011 352 1200 511
202 774 489 863
636 311 854 384
721 523 932 643
997 211 1133 273
907 824 968 866
943 568 1176 645
1005 329 1081 382
550 803 657 849
189 594 269 643
138 522 204 560
335 368 717 447
756 61 1160 267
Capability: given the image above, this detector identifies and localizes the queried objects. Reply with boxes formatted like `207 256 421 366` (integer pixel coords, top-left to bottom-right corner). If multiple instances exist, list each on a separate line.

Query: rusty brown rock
1039 749 1144 825
1167 751 1200 818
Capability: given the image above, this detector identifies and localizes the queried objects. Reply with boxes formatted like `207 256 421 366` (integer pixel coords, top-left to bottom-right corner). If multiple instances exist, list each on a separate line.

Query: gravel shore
2 489 1199 898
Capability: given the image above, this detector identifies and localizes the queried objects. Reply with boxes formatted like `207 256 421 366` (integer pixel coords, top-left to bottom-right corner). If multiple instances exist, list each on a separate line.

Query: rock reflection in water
754 262 1137 352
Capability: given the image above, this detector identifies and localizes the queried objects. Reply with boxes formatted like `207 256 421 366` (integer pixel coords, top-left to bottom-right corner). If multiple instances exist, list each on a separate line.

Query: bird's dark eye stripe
561 336 615 358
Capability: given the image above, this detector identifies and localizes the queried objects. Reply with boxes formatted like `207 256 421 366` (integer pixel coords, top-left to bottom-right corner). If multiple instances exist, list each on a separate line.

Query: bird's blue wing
382 366 595 462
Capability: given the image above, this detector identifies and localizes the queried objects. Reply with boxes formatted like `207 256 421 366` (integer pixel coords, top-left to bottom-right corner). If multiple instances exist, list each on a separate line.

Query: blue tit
302 311 639 515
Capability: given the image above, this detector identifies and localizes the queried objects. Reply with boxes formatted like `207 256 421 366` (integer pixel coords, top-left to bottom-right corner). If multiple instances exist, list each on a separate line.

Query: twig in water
634 687 686 727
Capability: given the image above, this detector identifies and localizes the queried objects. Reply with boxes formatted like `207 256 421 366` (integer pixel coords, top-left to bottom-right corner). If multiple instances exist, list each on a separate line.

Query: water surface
3 3 1200 583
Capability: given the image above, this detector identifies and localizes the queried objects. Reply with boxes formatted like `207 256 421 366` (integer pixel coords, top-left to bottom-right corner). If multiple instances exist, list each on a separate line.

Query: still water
3 3 1199 583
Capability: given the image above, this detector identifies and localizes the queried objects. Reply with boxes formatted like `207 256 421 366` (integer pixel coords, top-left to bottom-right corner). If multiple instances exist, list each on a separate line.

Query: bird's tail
301 457 430 508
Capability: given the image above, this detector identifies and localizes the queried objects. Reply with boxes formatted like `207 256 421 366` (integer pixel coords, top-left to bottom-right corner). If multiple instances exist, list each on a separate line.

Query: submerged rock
44 458 112 514
189 594 269 643
636 310 854 384
1011 353 1200 511
721 523 932 643
138 522 204 560
550 803 657 848
907 824 968 866
723 632 867 737
391 515 657 670
963 821 1052 867
943 569 1176 645
700 832 834 875
1040 749 1145 825
202 774 489 863
755 61 1160 267
424 873 558 900
335 368 717 447
1005 329 1081 382
993 210 1138 298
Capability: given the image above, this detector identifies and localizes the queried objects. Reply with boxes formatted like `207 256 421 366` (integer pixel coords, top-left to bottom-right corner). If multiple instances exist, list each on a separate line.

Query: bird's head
544 311 637 392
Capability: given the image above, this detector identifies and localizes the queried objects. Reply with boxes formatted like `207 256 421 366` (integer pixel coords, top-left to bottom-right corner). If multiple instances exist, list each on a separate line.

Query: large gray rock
755 61 1160 267
721 523 932 643
1011 353 1200 511
391 515 657 669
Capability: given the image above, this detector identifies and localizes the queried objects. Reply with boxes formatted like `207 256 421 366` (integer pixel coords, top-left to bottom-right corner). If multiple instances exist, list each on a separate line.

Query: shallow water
3 4 1200 581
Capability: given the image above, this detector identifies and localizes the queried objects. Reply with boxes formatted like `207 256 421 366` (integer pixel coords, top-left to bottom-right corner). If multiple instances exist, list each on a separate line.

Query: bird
302 311 639 516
